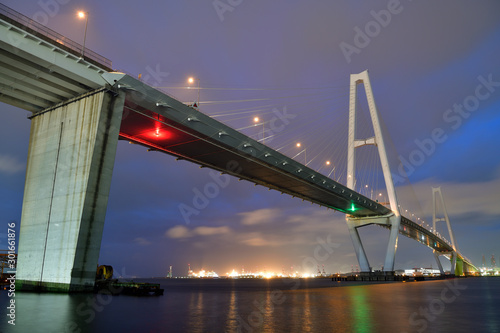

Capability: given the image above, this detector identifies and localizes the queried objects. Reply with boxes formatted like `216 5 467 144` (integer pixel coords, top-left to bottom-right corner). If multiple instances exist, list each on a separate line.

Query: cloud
406 176 500 220
239 208 281 225
0 155 24 174
241 236 269 247
165 225 231 239
166 225 192 239
194 226 230 236
134 237 151 246
238 232 283 247
230 207 348 248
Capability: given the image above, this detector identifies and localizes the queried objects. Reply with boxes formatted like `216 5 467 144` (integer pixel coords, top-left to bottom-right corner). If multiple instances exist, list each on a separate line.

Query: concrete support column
383 215 401 272
455 258 464 276
346 222 371 272
433 251 444 275
16 88 125 292
450 252 457 277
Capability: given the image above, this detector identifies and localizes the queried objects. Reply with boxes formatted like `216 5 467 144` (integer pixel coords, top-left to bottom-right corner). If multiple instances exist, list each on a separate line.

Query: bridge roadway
0 4 475 271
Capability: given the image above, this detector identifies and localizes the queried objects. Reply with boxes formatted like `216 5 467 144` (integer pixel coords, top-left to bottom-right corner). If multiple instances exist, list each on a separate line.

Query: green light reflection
348 286 373 333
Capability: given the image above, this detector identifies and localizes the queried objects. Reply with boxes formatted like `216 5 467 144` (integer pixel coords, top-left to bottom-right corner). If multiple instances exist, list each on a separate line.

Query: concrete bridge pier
455 256 464 276
16 88 125 292
434 251 445 275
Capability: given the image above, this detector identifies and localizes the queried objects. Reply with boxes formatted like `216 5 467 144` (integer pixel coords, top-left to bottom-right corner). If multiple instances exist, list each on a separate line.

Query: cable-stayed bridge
0 4 476 292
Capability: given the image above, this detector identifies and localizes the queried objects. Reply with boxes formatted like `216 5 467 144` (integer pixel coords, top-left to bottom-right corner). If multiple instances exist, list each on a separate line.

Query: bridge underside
0 11 110 113
111 73 392 218
119 101 382 216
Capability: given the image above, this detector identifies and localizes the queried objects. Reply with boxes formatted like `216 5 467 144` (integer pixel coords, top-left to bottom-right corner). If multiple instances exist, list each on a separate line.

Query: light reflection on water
1 278 499 332
348 286 372 333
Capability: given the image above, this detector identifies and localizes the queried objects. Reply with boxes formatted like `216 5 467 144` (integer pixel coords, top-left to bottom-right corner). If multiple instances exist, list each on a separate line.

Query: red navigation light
148 126 171 140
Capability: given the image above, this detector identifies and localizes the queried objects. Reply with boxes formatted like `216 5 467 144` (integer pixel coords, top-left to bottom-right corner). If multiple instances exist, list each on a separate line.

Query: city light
185 266 329 279
253 116 265 143
295 142 306 164
187 76 200 108
77 11 89 57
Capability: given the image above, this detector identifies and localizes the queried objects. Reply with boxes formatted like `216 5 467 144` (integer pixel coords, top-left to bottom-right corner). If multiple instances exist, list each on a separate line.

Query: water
1 277 500 333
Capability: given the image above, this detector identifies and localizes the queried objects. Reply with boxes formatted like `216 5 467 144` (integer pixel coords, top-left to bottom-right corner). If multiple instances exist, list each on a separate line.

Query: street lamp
77 11 89 57
253 116 265 143
326 161 336 180
296 142 306 164
187 77 200 108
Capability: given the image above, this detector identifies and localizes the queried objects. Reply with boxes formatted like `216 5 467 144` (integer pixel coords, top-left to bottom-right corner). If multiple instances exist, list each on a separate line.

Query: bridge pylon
432 187 459 275
346 70 401 273
16 89 125 292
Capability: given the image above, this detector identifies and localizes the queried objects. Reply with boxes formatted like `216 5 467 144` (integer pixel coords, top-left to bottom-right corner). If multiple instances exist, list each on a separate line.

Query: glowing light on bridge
187 76 200 107
76 11 89 57
144 126 171 140
295 142 307 164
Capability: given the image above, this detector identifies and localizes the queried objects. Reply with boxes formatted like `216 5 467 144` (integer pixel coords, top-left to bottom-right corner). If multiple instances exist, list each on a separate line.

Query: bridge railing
0 3 112 71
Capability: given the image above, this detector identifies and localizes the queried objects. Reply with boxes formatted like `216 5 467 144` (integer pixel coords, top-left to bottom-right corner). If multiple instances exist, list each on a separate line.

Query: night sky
1 1 499 277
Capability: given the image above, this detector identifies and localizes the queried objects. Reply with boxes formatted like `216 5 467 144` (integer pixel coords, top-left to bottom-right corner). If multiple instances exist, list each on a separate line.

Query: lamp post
253 116 265 143
77 11 89 57
326 161 336 180
188 77 200 108
364 184 372 199
296 142 306 164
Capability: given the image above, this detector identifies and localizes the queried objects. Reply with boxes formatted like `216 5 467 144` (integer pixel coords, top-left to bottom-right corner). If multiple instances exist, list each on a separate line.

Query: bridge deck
106 73 391 218
0 7 111 112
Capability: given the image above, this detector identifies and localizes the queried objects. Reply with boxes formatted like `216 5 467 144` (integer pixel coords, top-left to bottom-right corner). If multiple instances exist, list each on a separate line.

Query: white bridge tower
346 70 401 273
432 187 460 275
